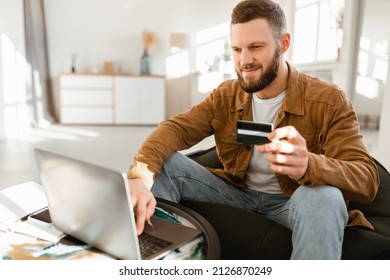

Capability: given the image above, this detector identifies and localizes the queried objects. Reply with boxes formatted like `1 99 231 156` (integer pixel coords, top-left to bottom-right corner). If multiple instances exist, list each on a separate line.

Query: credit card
236 120 273 145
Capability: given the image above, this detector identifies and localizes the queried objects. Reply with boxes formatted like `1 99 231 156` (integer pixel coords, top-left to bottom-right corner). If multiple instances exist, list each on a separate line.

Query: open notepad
0 181 65 242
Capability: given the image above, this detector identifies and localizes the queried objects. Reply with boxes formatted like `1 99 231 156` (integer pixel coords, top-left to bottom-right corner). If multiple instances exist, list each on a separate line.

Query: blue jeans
152 152 348 259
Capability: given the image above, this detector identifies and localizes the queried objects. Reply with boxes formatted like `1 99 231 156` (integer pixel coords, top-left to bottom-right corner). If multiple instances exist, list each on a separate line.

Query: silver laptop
34 148 201 260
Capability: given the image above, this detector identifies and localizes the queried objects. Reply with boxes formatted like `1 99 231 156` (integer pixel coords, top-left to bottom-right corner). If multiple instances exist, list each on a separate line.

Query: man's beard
236 49 280 94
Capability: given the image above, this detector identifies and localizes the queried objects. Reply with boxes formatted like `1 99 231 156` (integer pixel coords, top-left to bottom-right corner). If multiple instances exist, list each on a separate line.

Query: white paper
0 181 48 225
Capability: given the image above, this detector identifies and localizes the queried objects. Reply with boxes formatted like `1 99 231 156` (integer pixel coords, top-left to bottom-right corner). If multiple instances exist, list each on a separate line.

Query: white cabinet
59 74 166 125
114 76 165 125
59 75 114 124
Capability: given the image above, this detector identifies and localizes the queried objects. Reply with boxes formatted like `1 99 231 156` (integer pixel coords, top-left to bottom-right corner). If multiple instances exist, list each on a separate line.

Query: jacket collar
283 61 305 116
230 82 253 120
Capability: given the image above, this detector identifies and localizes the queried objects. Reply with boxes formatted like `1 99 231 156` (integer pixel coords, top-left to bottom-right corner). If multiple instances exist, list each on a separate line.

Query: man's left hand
257 126 309 181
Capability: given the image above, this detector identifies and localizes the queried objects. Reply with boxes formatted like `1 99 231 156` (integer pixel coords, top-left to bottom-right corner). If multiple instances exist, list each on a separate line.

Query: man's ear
280 33 291 54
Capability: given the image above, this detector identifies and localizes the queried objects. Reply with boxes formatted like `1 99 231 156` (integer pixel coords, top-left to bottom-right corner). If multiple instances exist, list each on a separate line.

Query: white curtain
24 0 54 126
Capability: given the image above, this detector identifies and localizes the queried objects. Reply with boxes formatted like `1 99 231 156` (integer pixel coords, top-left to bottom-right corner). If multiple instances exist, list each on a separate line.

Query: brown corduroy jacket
129 62 380 229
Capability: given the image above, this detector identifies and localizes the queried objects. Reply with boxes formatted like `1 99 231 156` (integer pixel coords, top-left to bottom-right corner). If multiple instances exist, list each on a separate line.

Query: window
195 22 234 75
292 0 345 64
1 33 30 138
194 22 236 94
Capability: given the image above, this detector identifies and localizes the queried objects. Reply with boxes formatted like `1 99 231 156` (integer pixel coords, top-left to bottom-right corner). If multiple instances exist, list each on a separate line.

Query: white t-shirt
245 91 286 194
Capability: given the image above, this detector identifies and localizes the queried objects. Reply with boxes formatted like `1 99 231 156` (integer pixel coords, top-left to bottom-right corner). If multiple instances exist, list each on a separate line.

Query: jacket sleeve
128 93 216 182
297 93 379 204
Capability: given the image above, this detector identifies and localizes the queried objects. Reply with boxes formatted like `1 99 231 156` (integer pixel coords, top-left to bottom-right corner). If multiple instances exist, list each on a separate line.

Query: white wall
0 0 26 140
351 0 390 170
43 0 240 77
0 35 3 140
377 60 390 170
376 29 390 170
352 0 390 118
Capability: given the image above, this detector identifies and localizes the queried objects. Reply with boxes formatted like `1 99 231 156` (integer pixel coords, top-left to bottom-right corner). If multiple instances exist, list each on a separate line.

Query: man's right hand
127 178 157 235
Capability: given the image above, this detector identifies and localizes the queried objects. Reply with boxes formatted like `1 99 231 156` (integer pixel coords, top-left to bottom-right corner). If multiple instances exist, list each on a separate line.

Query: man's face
230 18 281 94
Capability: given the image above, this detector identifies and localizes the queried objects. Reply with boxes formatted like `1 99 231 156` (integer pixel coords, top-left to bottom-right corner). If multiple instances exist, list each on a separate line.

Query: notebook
33 148 201 260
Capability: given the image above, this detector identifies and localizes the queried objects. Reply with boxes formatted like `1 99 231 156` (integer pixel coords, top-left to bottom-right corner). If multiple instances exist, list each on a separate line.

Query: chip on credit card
236 120 273 145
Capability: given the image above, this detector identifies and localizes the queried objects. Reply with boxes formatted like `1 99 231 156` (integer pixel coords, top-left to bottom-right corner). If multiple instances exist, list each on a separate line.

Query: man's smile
241 64 261 77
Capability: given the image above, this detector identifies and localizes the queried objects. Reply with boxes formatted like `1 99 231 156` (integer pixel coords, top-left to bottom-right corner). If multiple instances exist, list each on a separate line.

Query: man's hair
231 0 287 41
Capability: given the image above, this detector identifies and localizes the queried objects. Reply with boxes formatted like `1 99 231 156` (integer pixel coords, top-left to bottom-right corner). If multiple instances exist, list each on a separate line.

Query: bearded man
127 0 379 260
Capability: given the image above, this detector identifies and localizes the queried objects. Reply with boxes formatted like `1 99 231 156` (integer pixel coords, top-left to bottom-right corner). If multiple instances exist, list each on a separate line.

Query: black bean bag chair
181 146 390 259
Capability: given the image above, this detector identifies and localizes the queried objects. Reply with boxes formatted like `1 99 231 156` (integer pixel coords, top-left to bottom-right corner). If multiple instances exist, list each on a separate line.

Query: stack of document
0 181 65 242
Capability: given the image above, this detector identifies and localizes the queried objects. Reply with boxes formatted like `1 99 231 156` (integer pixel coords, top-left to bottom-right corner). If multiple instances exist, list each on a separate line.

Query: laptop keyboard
139 232 173 259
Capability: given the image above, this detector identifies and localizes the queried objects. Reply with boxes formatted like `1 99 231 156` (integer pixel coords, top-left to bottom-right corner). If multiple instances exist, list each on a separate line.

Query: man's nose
239 49 254 67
